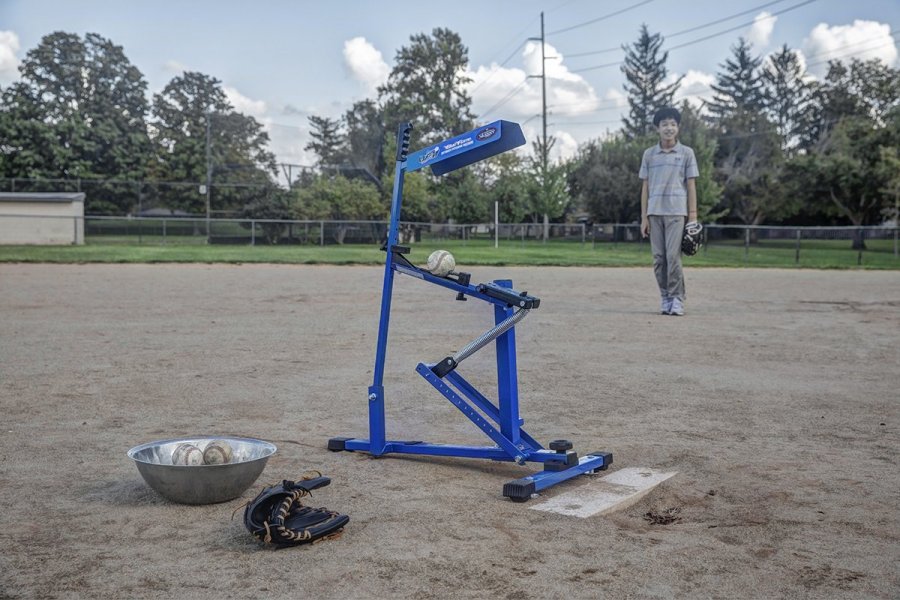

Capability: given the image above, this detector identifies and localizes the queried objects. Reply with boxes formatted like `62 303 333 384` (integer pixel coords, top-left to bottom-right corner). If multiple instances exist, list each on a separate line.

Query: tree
526 138 570 241
785 108 900 246
677 102 724 222
378 28 475 149
342 99 385 182
0 31 152 213
621 24 681 139
806 58 900 146
760 45 814 154
568 134 648 226
480 151 531 224
706 38 766 119
239 189 293 244
150 71 276 215
707 39 790 227
291 174 384 244
305 115 346 167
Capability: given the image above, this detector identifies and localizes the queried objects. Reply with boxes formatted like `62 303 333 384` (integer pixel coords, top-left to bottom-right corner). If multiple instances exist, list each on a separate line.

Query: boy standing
639 107 699 316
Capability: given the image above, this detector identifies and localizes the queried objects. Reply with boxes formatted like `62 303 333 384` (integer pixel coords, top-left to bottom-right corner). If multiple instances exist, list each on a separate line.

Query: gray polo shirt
639 142 699 216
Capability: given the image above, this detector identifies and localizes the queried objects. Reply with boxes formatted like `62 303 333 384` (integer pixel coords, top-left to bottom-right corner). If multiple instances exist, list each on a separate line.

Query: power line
469 16 540 96
480 79 530 118
547 0 655 36
666 0 790 39
802 29 900 62
571 0 819 73
667 0 818 51
565 0 792 59
806 39 900 69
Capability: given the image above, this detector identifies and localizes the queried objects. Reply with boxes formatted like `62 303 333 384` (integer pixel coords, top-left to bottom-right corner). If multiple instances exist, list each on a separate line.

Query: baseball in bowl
127 436 276 505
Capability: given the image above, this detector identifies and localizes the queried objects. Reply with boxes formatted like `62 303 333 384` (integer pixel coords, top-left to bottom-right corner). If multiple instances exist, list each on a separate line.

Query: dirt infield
1 264 898 599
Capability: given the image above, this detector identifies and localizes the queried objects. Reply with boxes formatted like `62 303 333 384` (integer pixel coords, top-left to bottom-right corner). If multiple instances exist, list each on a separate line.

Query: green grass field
1 237 898 269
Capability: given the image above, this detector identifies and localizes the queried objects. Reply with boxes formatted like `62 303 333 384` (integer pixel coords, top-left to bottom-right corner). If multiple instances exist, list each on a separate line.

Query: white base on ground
529 467 678 518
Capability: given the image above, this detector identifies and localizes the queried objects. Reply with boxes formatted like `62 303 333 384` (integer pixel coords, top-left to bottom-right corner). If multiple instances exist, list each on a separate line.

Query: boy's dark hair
652 107 681 126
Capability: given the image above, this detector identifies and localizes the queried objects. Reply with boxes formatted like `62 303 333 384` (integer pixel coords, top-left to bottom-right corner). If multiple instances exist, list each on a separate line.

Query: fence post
10 178 14 192
319 221 324 246
744 228 750 262
251 220 256 246
894 227 898 258
73 216 78 245
162 219 167 245
795 229 801 265
857 228 864 266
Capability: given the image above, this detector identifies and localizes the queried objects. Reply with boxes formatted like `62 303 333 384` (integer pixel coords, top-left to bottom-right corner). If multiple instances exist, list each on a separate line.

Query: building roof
0 192 86 203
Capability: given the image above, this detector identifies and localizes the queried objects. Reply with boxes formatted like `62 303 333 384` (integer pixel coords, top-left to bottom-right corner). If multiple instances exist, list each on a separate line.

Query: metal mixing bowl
127 436 276 504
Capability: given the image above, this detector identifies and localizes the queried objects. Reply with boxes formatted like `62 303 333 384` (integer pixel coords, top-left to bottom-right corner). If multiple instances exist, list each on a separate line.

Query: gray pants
649 215 685 301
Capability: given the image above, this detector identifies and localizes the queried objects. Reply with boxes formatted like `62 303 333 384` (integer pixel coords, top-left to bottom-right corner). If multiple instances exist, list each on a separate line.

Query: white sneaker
660 298 672 315
670 298 684 316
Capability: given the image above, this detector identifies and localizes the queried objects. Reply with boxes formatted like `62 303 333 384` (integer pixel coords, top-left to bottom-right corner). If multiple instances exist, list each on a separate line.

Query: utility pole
528 12 550 173
540 11 548 174
205 110 212 243
528 12 555 242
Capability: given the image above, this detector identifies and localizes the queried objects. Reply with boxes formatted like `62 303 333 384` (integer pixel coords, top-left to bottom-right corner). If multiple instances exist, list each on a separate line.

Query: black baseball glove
682 221 703 256
243 474 349 546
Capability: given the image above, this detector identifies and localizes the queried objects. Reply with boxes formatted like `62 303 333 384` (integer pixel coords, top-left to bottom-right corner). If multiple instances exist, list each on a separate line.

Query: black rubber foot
586 451 613 470
327 437 353 452
503 478 536 502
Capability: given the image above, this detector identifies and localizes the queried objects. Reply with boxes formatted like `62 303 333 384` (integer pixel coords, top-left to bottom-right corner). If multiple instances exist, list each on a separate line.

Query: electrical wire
570 0 819 73
547 0 656 36
565 0 792 58
479 79 530 118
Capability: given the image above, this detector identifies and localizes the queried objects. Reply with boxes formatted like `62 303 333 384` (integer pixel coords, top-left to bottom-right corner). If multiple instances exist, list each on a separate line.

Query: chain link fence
1 213 898 265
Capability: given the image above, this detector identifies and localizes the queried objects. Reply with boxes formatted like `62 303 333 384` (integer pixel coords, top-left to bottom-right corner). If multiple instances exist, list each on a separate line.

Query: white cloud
467 40 599 128
224 86 267 117
548 129 579 161
803 20 898 76
674 70 716 111
342 36 390 94
747 12 777 48
0 30 21 84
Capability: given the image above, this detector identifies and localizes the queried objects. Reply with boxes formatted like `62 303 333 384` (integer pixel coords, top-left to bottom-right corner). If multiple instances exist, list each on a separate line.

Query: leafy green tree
568 133 649 225
621 24 681 138
379 28 475 149
291 174 384 244
876 144 900 224
480 152 531 224
239 189 292 244
785 109 900 246
150 71 276 215
677 101 724 221
0 31 152 213
806 58 900 147
525 138 570 241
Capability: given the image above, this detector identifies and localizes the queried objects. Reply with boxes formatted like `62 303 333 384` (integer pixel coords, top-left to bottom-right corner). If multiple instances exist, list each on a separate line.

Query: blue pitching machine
328 121 612 501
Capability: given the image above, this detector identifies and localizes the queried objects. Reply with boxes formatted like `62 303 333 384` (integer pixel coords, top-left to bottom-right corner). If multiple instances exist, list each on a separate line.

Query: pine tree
760 45 813 154
620 24 681 138
706 38 766 119
304 115 346 168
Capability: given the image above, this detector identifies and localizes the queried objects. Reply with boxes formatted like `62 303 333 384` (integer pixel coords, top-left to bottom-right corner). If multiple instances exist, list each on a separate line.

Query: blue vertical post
368 123 412 455
493 280 521 444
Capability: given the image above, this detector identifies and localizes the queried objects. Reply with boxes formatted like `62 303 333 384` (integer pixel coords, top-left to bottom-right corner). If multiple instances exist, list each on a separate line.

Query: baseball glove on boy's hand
243 474 349 546
682 221 703 256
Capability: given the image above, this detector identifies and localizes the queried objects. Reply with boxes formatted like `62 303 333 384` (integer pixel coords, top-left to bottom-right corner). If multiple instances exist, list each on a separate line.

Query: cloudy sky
1 0 897 181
